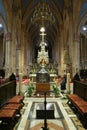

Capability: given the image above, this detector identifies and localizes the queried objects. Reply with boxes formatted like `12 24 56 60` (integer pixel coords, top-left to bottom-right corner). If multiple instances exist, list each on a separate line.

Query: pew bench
3 103 22 116
0 109 17 125
67 94 87 128
0 95 24 126
7 95 24 106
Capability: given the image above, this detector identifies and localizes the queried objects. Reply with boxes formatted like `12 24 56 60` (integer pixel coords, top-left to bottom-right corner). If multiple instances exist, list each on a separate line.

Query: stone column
5 32 12 77
16 47 21 74
22 31 29 76
72 34 80 76
11 30 16 74
66 72 70 93
57 26 66 75
27 37 32 73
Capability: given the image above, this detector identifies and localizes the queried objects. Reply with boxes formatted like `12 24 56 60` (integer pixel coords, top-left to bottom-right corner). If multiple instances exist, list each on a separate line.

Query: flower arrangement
25 82 34 96
52 85 60 96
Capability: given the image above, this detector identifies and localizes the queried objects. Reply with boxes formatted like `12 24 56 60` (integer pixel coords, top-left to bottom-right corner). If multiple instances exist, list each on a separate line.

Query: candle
66 73 70 93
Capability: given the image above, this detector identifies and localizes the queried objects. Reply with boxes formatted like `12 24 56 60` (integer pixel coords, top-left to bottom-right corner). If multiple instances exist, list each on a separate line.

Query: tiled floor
17 97 78 130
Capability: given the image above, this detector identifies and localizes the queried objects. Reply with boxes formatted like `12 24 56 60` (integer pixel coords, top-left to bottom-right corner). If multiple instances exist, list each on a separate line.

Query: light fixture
82 26 87 31
31 0 55 26
40 26 45 32
0 23 3 28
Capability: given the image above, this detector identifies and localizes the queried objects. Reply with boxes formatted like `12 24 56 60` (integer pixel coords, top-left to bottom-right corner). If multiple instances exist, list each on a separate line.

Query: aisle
1 96 86 130
17 97 77 130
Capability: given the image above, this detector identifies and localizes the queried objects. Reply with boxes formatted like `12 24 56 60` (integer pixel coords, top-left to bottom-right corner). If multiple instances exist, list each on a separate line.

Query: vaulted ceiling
21 0 87 46
21 0 64 47
0 0 87 45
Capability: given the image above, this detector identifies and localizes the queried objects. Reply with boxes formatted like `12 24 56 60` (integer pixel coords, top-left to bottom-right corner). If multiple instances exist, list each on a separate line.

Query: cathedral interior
0 0 87 130
0 0 87 78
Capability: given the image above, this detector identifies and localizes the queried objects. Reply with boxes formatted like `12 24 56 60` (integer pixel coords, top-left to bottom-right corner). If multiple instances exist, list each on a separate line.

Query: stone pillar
66 72 70 93
72 34 80 75
27 38 32 73
5 32 12 77
59 24 65 75
16 48 21 74
11 29 16 74
23 33 27 75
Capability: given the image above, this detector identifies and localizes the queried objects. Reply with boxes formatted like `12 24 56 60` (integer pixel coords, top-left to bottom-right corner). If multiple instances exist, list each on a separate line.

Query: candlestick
19 73 22 94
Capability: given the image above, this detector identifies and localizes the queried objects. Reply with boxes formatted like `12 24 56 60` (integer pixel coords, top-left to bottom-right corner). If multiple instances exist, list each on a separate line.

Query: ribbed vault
20 0 64 60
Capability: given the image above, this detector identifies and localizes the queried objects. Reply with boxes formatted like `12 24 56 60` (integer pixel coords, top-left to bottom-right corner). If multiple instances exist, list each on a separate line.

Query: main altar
29 37 58 83
29 72 57 83
29 27 58 93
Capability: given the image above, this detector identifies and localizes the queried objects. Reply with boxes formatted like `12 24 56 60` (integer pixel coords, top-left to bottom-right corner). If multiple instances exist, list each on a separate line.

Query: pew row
0 109 18 125
0 95 24 126
3 103 22 116
67 94 87 128
7 95 24 106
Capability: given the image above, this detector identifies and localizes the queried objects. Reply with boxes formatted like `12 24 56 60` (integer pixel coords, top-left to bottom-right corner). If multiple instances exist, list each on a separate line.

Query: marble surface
17 97 77 130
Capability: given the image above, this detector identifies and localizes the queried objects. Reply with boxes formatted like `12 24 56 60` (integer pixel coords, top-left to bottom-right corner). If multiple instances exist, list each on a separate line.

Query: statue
41 58 46 65
37 42 49 65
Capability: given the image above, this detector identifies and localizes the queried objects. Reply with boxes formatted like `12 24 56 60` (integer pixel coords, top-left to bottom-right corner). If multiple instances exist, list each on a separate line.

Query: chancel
1 0 87 130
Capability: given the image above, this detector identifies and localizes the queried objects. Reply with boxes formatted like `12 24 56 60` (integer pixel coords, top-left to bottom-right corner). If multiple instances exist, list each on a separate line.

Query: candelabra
31 0 55 26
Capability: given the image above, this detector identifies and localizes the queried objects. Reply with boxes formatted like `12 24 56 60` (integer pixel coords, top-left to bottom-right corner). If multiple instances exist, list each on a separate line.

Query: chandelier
31 0 55 26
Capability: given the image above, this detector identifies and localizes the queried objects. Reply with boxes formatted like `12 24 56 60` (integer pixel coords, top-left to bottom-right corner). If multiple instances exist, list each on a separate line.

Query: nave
0 83 87 130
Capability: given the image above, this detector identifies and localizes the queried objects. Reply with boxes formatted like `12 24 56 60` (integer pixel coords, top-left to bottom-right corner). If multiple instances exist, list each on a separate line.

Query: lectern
38 91 54 130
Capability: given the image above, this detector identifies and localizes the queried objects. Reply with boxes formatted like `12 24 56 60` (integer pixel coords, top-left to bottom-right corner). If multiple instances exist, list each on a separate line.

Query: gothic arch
0 13 7 33
78 12 87 34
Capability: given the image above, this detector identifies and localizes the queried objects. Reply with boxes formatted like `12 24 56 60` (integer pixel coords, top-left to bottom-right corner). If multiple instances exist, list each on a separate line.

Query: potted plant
26 83 34 97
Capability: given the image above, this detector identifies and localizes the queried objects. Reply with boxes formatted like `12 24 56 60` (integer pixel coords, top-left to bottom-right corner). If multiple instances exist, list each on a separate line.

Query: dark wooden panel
73 80 87 101
0 80 16 107
36 103 54 119
36 83 50 93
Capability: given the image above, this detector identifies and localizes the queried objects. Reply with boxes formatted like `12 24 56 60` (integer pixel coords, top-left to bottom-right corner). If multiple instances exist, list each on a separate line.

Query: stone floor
17 96 79 130
13 82 86 130
0 95 86 130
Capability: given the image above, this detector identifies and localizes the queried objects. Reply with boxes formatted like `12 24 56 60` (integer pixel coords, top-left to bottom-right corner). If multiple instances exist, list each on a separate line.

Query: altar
29 73 57 82
29 32 58 93
29 31 58 82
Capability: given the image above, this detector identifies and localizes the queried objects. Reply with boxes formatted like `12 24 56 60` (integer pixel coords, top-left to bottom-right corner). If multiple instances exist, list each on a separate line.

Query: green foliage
26 83 34 96
61 96 67 100
53 85 59 96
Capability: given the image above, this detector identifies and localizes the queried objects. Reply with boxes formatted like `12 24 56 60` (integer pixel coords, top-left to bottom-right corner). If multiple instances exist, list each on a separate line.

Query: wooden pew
0 80 16 108
0 109 17 125
7 95 24 106
67 94 87 128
